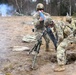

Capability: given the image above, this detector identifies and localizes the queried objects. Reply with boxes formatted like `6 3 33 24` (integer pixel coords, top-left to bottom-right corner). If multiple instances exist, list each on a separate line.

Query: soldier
45 16 76 72
33 3 51 52
44 17 67 71
44 18 57 50
54 16 76 72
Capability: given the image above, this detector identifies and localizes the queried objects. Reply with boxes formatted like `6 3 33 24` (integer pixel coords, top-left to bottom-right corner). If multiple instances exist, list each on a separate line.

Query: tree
1 0 76 16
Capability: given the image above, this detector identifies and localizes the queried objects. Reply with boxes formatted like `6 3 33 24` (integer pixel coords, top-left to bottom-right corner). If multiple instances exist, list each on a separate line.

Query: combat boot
54 65 65 72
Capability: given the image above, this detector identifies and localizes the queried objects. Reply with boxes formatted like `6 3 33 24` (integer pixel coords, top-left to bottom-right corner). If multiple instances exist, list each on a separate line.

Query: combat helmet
44 17 54 27
36 3 44 11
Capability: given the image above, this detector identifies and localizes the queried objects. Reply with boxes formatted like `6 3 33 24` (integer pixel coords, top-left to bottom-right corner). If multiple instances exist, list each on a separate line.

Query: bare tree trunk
15 0 21 13
69 0 71 16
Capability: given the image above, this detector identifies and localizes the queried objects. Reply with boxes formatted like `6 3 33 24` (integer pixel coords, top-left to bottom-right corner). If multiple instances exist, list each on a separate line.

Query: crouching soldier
54 16 76 72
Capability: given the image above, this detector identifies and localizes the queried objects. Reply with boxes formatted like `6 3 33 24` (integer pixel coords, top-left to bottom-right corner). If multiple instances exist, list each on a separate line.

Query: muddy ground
0 16 76 75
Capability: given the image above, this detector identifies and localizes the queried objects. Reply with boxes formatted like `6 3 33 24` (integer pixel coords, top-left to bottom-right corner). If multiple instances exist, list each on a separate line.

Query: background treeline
0 0 76 16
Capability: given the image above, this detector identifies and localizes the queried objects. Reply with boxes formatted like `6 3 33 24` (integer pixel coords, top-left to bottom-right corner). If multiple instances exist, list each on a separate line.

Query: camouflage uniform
54 16 76 72
33 3 51 51
57 34 76 65
54 20 64 45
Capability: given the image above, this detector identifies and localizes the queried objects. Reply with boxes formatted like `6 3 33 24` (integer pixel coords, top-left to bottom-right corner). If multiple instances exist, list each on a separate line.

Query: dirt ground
0 16 76 75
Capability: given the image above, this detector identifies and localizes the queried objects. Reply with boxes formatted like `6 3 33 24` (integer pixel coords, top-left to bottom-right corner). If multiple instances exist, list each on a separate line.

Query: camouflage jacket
33 11 51 30
53 21 64 44
63 19 76 38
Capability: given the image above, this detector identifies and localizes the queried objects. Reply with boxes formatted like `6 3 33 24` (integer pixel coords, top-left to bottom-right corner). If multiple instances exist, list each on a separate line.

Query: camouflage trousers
57 34 76 65
35 29 50 47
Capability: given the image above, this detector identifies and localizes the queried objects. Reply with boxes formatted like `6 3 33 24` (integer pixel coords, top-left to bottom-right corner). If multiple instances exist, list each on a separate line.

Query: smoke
0 4 15 17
